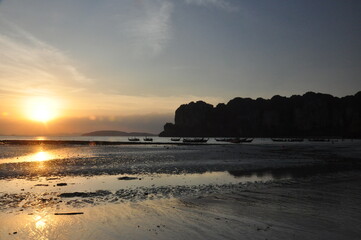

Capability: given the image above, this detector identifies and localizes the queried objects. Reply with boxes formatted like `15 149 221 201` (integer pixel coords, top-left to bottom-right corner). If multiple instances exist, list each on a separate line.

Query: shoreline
0 139 216 146
0 138 358 146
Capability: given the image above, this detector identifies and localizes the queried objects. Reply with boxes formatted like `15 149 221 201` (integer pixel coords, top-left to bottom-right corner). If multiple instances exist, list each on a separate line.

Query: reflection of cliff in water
228 159 361 179
160 91 361 138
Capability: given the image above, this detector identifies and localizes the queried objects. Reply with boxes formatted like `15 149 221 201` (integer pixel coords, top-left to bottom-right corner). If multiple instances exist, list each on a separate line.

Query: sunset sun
25 97 60 123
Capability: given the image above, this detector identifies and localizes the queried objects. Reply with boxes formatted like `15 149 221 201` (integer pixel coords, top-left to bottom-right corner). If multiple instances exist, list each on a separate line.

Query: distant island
82 130 156 137
160 91 361 138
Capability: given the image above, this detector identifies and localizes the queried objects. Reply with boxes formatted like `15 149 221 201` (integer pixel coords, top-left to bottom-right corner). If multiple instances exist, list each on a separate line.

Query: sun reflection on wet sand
0 149 55 163
33 151 52 162
28 211 59 240
34 215 47 229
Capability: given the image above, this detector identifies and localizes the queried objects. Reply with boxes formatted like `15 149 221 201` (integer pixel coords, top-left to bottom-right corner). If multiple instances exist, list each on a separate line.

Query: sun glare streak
36 136 47 141
33 151 52 162
25 97 61 123
36 219 46 229
2 149 56 164
34 215 46 229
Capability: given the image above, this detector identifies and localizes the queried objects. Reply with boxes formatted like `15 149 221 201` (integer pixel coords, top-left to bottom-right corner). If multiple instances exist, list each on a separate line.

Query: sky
0 0 360 135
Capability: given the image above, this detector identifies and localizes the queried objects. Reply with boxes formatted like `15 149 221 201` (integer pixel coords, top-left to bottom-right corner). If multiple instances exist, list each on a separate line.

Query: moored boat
271 138 288 142
272 138 303 142
308 138 330 142
143 137 153 141
230 138 253 143
183 138 208 143
128 137 140 142
288 138 304 142
215 138 246 142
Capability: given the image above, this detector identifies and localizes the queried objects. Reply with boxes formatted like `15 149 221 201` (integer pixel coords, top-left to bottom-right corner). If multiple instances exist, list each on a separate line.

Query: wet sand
1 172 361 240
0 140 361 239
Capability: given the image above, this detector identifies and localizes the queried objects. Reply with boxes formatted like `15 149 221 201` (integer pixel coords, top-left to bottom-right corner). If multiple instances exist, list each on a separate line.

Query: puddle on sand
0 171 285 194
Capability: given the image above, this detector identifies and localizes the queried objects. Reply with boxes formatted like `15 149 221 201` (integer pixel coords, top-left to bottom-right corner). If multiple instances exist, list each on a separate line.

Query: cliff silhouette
159 92 361 138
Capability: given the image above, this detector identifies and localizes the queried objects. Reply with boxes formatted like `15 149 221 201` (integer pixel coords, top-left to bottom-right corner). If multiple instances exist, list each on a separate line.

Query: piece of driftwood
118 176 138 180
56 183 68 186
54 212 84 215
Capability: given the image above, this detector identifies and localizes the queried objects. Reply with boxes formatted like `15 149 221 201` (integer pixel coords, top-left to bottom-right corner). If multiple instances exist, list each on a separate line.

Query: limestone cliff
159 92 361 138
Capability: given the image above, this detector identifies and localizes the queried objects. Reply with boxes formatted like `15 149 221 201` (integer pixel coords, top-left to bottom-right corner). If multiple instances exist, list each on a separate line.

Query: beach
1 1 360 239
1 138 361 239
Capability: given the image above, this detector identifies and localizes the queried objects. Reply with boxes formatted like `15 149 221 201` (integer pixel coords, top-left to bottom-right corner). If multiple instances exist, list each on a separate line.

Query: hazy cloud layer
0 20 91 97
184 0 238 11
130 1 174 57
0 113 173 135
123 0 236 57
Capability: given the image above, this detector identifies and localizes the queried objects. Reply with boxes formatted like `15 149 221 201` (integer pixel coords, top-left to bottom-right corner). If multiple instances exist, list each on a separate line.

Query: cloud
130 0 174 57
0 20 92 97
184 0 238 12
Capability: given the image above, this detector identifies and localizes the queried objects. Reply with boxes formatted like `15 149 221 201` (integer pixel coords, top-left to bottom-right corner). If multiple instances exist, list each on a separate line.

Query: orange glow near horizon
24 97 61 123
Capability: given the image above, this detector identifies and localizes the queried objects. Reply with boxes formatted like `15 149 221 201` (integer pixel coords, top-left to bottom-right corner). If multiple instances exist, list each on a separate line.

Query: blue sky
0 0 360 134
